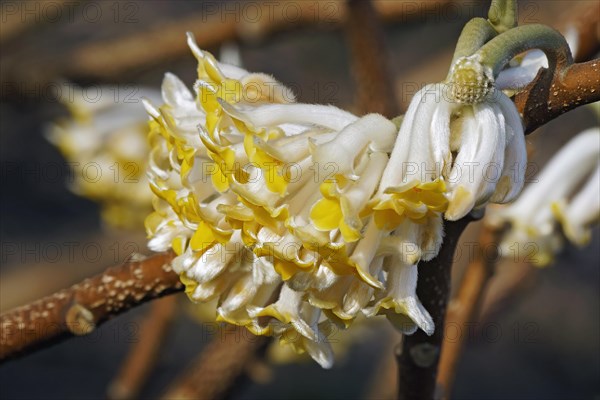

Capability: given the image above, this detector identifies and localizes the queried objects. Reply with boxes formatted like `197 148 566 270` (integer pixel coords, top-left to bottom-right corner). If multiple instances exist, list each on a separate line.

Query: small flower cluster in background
487 127 600 266
47 85 161 228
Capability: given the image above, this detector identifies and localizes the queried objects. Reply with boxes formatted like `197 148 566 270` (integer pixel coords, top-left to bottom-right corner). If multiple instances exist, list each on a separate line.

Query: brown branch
344 0 399 117
161 325 269 400
436 224 499 398
107 295 179 400
0 251 181 363
516 59 600 134
1 232 148 313
396 218 472 400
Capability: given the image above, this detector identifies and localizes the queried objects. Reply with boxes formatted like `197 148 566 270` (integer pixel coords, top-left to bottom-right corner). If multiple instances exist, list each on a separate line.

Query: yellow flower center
372 178 449 231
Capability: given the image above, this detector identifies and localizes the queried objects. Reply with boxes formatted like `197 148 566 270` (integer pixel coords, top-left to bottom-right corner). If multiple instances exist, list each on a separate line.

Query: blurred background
1 0 598 399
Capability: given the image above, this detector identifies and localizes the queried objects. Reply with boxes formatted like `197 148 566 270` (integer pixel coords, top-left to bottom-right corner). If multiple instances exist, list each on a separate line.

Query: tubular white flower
487 128 600 266
247 284 335 369
309 114 396 178
495 49 547 91
445 89 526 219
353 51 529 340
219 100 357 132
194 95 423 358
364 257 434 335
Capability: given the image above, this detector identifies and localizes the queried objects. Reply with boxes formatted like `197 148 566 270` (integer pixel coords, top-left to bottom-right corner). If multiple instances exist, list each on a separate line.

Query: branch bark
0 252 181 363
517 59 600 134
396 218 472 400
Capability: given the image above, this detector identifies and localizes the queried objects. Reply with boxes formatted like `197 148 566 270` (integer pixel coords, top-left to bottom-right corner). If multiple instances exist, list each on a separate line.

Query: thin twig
344 0 399 117
107 295 179 400
160 325 269 400
436 224 499 398
0 252 181 362
396 218 472 400
68 14 237 80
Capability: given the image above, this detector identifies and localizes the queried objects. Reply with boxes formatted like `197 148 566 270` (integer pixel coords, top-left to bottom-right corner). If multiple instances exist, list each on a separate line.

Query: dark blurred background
1 1 599 399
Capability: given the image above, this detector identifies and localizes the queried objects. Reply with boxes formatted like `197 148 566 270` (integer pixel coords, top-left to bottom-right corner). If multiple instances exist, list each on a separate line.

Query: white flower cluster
144 33 527 367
